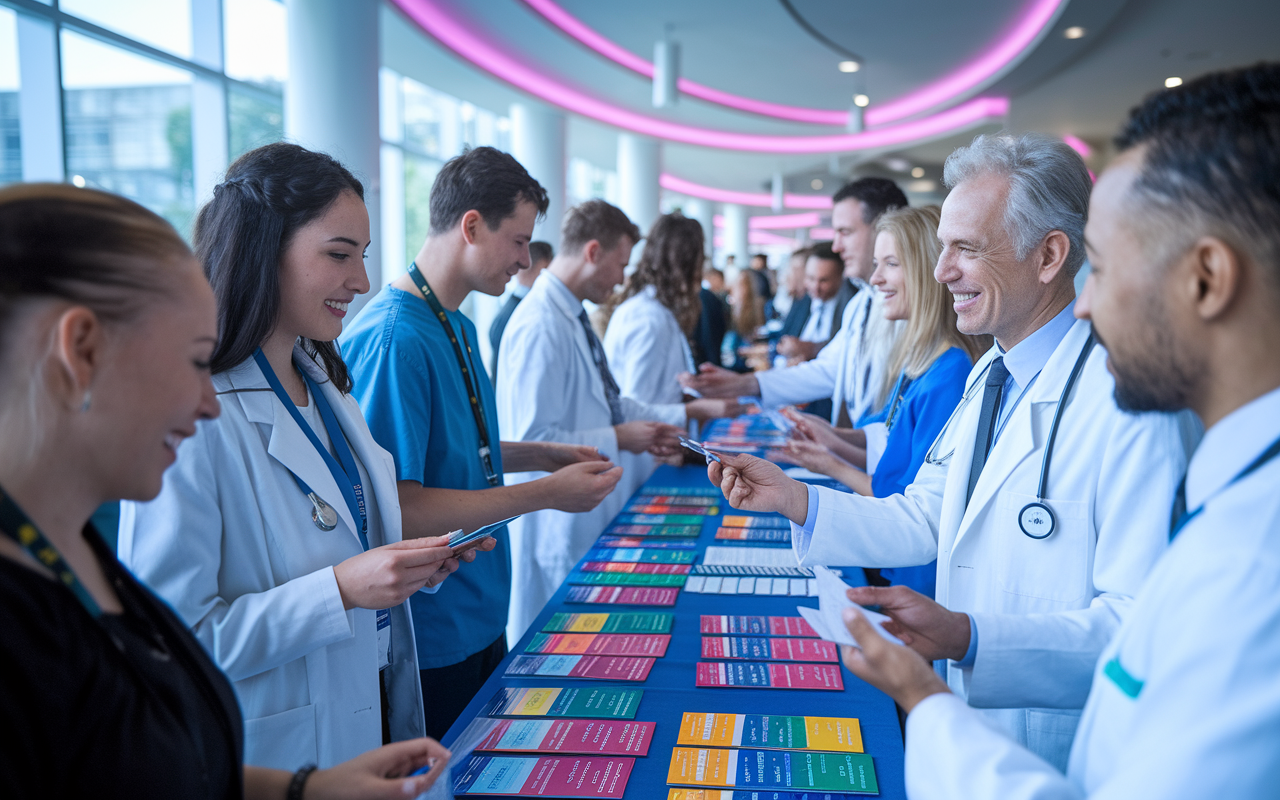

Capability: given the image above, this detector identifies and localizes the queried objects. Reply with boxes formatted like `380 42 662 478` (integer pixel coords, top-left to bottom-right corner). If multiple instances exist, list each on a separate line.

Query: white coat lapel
542 274 613 420
223 353 359 539
957 320 1094 537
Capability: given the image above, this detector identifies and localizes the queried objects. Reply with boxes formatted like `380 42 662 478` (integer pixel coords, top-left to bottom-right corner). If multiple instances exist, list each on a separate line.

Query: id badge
376 608 392 670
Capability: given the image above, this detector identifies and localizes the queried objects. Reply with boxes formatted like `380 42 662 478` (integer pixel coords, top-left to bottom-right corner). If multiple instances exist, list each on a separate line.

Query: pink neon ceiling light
712 211 824 229
519 0 1065 127
392 0 1009 154
663 174 832 209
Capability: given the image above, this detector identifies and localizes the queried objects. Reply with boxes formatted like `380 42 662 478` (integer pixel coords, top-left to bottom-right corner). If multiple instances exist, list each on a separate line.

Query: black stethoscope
1017 331 1096 539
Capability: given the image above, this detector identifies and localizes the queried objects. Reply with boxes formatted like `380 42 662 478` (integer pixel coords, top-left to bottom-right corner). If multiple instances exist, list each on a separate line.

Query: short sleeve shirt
340 287 511 668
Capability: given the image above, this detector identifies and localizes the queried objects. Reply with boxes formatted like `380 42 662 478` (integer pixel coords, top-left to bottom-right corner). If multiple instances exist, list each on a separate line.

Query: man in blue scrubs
341 147 623 738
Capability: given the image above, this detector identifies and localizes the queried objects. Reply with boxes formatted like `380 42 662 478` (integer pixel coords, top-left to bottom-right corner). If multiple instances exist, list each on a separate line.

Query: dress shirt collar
1185 385 1280 511
542 270 583 315
999 299 1078 390
512 282 532 299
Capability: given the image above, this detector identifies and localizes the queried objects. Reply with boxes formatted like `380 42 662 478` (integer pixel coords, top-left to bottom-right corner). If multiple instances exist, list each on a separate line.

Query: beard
1096 314 1200 414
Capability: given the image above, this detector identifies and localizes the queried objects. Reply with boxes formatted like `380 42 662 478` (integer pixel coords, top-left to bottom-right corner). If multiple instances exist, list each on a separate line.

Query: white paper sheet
796 565 905 648
702 546 798 567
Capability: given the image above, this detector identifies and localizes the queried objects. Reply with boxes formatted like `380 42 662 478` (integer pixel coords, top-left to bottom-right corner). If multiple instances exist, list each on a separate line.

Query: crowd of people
0 61 1277 800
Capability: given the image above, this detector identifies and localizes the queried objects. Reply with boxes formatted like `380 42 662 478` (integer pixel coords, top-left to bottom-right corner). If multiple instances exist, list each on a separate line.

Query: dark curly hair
195 142 363 391
604 213 704 335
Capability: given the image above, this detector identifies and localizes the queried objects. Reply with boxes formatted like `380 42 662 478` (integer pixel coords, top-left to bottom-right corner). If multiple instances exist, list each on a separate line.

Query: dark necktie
578 309 626 425
1168 476 1188 541
966 357 1010 507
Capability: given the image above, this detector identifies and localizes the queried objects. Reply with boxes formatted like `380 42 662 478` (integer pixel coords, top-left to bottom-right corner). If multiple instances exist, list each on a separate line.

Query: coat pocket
244 703 318 772
994 491 1092 606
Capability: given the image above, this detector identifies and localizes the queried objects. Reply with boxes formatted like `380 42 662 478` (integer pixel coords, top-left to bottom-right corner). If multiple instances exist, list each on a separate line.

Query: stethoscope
924 330 1097 540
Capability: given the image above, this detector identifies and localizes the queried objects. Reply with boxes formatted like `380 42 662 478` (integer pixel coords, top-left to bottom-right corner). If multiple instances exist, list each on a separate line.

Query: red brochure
467 718 654 756
579 561 692 575
701 636 838 663
526 632 671 657
506 654 655 682
695 661 844 691
698 615 820 637
452 754 634 797
565 586 680 606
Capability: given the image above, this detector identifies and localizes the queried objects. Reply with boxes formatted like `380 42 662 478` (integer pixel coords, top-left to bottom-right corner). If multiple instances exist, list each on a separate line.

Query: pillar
617 133 661 242
722 203 749 273
683 197 716 259
509 103 566 245
285 0 381 312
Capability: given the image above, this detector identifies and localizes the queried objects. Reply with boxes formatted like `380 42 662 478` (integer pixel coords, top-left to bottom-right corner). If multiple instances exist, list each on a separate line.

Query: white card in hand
800 565 904 648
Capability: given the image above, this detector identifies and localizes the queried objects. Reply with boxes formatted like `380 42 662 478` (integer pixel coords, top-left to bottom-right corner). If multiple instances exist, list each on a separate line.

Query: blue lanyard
253 349 370 551
1170 432 1280 540
884 373 913 432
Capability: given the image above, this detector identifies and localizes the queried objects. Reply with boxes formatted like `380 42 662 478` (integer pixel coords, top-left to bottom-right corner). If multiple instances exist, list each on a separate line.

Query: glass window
224 0 287 88
229 84 284 160
567 158 619 206
0 7 20 186
403 152 441 267
61 30 195 235
60 0 192 59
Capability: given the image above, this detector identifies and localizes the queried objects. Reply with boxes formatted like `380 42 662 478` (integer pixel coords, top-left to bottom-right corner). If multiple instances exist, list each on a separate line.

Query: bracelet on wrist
287 764 318 800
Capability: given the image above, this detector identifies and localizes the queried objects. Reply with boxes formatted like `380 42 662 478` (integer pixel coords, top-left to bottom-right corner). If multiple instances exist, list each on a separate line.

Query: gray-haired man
706 133 1200 770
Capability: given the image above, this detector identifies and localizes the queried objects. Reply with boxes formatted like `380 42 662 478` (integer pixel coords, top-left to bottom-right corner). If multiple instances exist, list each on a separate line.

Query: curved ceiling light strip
520 0 1064 127
393 0 1009 154
712 211 824 229
664 174 831 209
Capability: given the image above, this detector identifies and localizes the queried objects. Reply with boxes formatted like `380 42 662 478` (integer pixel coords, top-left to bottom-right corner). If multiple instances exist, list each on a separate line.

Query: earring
80 389 92 413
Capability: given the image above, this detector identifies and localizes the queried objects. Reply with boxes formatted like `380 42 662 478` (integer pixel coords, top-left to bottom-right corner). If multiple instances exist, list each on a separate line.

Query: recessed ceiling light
885 157 911 172
853 94 870 108
910 167 925 178
1063 26 1086 39
1165 76 1183 88
810 178 824 190
838 61 860 73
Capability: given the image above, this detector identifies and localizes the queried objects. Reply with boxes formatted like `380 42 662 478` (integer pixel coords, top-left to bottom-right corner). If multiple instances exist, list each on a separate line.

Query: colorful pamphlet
700 615 820 637
695 661 844 691
584 548 697 564
676 712 863 753
505 654 654 682
626 504 720 516
721 515 791 529
525 632 671 657
666 748 877 794
606 523 702 537
701 637 838 663
667 792 871 800
565 586 680 606
453 754 634 797
715 527 791 543
542 612 673 634
481 687 643 719
596 536 699 549
580 561 692 574
640 486 721 496
569 572 687 587
633 495 720 506
617 513 707 526
458 717 655 756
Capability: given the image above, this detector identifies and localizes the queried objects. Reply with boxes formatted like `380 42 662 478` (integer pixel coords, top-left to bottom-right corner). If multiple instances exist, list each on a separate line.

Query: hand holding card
448 515 519 554
678 436 722 464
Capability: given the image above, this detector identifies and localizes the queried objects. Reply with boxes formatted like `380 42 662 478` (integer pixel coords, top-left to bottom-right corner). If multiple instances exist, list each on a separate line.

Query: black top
488 291 524 381
779 294 813 338
0 527 244 799
692 287 728 367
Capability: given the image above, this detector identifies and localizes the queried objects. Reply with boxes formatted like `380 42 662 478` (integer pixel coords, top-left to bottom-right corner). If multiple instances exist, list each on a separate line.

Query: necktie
966 357 1010 507
1168 475 1188 540
579 310 626 425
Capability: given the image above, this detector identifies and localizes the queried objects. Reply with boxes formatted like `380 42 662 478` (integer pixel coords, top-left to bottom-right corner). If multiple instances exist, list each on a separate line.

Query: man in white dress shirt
776 242 855 365
837 62 1280 800
681 178 908 426
709 133 1198 770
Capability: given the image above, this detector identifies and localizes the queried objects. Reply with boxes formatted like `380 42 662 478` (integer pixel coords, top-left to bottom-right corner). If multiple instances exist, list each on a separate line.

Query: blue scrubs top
340 287 511 669
857 347 973 598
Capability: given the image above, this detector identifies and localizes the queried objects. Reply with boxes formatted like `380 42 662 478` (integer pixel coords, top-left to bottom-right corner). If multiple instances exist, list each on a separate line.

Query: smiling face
276 190 371 344
465 200 539 296
90 263 221 500
935 172 1047 346
804 255 843 302
831 198 877 281
870 230 908 321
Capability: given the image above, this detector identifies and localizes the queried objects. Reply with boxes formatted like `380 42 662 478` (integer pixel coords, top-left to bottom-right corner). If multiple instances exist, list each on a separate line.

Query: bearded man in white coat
839 62 1280 800
498 199 740 644
709 132 1200 770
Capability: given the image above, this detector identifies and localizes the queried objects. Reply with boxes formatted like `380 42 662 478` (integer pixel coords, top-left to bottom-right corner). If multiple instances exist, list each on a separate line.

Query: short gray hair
943 133 1092 276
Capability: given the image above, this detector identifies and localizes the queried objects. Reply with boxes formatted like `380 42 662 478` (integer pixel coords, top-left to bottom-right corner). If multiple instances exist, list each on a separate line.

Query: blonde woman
779 206 988 597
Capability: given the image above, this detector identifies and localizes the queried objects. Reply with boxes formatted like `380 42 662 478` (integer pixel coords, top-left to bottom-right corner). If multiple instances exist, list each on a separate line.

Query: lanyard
884 373 913 432
407 261 501 486
1170 432 1280 540
0 486 102 617
253 349 370 550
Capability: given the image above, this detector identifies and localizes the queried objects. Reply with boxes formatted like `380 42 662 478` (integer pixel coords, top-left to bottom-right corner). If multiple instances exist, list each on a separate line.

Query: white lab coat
793 320 1199 770
497 273 686 643
756 285 902 424
119 344 427 770
903 387 1280 800
603 285 698 495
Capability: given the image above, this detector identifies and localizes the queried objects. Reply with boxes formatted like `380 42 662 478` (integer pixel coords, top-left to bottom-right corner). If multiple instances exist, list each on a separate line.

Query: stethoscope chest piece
308 492 339 531
1019 502 1056 539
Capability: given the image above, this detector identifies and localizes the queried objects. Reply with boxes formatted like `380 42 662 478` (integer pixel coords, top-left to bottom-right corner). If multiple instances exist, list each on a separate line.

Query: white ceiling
382 0 1280 201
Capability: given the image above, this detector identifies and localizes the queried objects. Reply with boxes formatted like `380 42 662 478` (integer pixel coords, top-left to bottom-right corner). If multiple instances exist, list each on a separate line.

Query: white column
16 12 63 182
617 133 660 240
722 203 749 272
191 0 227 207
682 197 716 258
285 0 381 316
509 103 565 245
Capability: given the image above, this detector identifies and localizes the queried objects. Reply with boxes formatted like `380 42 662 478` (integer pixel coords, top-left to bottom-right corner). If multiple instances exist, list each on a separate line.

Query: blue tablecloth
441 463 907 799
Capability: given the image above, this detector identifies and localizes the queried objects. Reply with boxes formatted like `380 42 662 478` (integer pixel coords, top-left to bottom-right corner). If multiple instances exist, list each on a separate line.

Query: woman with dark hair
119 143 476 771
0 183 450 798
